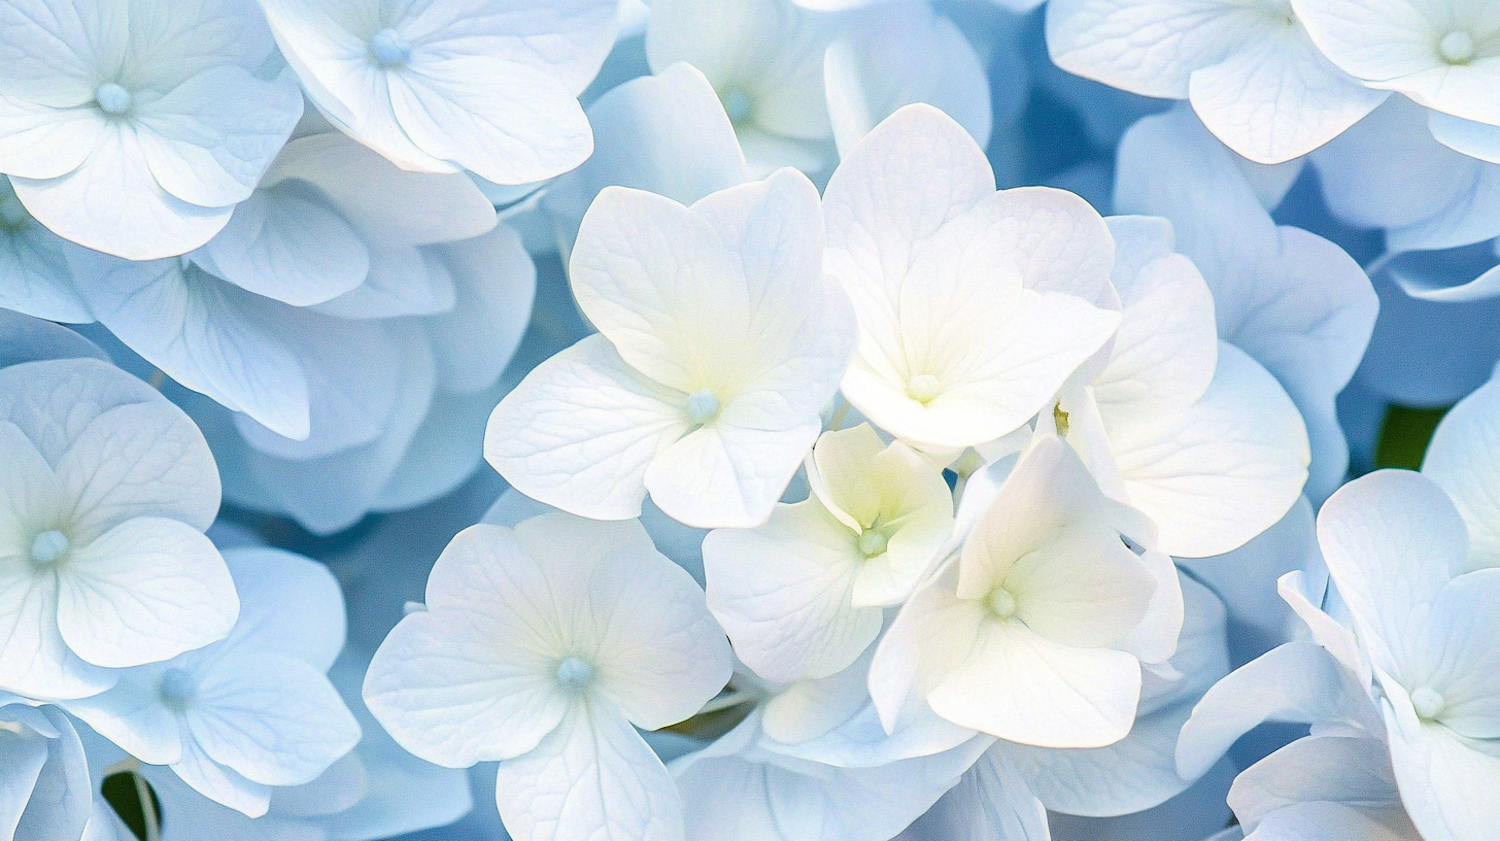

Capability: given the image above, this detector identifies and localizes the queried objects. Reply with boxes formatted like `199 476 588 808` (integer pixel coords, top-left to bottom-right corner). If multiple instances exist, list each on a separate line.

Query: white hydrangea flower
1293 0 1500 131
0 0 304 259
486 169 856 529
0 358 234 701
1115 107 1379 502
1315 470 1500 841
869 435 1179 750
822 103 1121 457
1045 0 1388 163
64 548 360 818
191 223 536 535
647 0 990 179
258 0 616 185
191 130 498 309
703 423 954 683
1053 215 1311 558
57 141 511 446
362 513 733 841
0 697 90 841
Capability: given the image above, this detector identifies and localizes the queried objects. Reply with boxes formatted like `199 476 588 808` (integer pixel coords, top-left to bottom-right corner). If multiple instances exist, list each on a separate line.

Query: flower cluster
1 1 1498 841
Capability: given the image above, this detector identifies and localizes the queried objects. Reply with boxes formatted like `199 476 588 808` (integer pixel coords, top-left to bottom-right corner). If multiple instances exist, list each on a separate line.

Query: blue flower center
370 28 413 67
95 83 133 115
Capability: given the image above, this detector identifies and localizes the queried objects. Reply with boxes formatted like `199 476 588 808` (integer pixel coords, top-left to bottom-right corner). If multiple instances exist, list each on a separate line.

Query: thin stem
132 771 161 841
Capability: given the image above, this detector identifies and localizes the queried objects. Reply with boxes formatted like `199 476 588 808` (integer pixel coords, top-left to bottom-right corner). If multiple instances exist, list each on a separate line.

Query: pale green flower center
159 668 198 711
685 388 722 425
1439 30 1475 65
95 82 133 115
986 587 1018 619
1411 686 1446 721
906 374 941 404
29 530 69 565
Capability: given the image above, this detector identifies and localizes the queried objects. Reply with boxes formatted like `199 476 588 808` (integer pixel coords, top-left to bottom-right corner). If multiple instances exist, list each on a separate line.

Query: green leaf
1373 404 1451 471
101 771 163 841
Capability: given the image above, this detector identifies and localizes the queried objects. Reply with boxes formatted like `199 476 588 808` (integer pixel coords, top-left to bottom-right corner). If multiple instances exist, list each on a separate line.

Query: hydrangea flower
1046 0 1388 163
363 513 733 841
53 133 512 447
869 435 1180 750
64 548 361 817
646 0 990 178
1316 471 1500 841
258 0 616 185
0 357 234 701
1294 0 1500 132
0 0 304 259
1056 215 1310 558
1422 373 1500 571
703 422 954 683
1115 107 1379 501
823 104 1121 457
0 178 88 323
486 169 856 529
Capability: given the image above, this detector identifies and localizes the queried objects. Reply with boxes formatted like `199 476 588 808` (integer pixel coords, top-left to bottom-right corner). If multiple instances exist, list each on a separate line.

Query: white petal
1228 734 1407 833
999 697 1198 817
12 124 233 261
231 312 408 460
1186 24 1386 163
0 357 220 538
1408 570 1500 739
823 4 991 156
190 652 360 787
388 55 593 186
674 711 988 841
1317 470 1466 671
421 225 535 395
265 132 498 248
1428 111 1500 165
78 259 310 440
928 618 1142 748
1045 0 1255 99
133 66 302 208
311 244 456 320
363 524 577 766
171 736 271 818
1094 215 1218 425
895 747 1049 841
484 334 691 521
1381 696 1500 841
644 414 821 529
1423 377 1500 571
400 0 617 95
219 548 346 671
566 535 731 731
1175 642 1378 781
494 699 683 841
1293 0 1500 127
0 183 91 323
703 500 878 683
1114 107 1378 501
0 107 103 180
61 669 182 766
541 62 748 256
197 187 369 307
1111 342 1310 558
54 517 236 668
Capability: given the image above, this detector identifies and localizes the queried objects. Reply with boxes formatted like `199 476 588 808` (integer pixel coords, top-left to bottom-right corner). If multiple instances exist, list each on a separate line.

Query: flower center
158 668 198 711
29 530 69 565
1411 686 1446 721
370 28 413 67
906 374 941 404
986 587 1018 619
685 388 722 425
94 82 133 116
722 89 753 124
857 529 889 557
555 656 594 692
1439 30 1475 65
